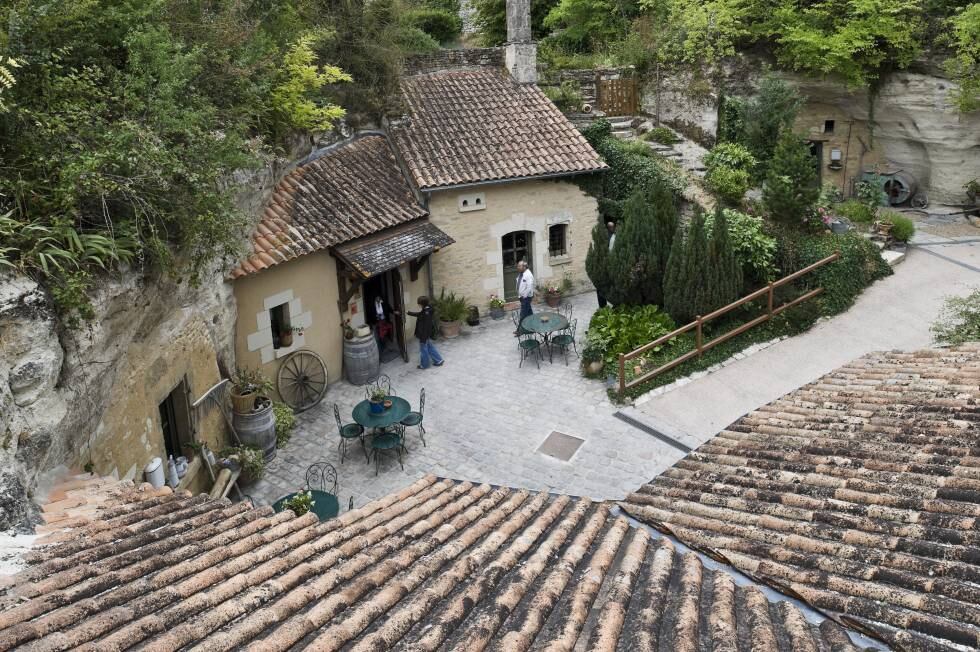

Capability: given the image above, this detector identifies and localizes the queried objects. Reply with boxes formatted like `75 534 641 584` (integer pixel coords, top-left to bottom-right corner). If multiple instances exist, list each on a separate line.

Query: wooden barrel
344 333 379 385
233 401 276 462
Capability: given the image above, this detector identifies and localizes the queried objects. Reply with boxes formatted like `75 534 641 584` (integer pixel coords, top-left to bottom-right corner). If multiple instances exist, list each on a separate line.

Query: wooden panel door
597 78 639 116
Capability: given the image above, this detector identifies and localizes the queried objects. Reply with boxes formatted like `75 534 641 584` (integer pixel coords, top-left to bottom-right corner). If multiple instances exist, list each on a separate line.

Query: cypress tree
709 207 744 306
664 212 712 323
663 223 687 322
585 219 612 301
763 130 819 226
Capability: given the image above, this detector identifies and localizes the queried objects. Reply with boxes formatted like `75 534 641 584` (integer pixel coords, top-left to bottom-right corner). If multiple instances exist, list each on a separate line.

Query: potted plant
221 445 266 484
229 368 273 414
543 282 562 308
367 386 387 414
582 341 605 376
466 305 480 326
435 288 467 338
281 489 315 516
279 326 305 348
489 294 506 320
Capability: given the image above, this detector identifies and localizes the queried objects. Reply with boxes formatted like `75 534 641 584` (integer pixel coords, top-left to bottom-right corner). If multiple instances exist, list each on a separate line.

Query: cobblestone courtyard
248 293 687 508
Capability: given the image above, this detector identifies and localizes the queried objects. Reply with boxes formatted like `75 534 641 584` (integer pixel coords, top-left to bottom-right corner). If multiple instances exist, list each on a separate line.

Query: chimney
505 0 536 84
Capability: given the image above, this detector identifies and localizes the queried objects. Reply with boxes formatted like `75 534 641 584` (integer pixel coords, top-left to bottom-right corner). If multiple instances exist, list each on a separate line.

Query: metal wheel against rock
277 350 328 412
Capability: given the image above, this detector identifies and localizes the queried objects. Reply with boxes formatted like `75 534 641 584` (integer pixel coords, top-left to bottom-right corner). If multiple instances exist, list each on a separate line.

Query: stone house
231 0 606 394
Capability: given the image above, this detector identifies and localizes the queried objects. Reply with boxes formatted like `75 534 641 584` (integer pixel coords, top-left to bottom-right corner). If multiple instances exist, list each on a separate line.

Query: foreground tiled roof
333 220 454 279
0 475 864 651
622 345 980 651
391 69 607 191
231 134 427 278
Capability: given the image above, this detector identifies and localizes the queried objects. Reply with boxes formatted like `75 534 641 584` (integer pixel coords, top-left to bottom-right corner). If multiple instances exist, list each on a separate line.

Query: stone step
882 249 906 266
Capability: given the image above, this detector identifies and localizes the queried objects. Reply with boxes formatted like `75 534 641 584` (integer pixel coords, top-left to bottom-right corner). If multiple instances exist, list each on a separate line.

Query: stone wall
426 179 598 310
641 58 980 204
404 48 504 76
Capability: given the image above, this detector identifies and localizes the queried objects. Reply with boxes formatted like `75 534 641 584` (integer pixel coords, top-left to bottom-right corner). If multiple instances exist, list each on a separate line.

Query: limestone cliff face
643 60 980 204
0 132 326 531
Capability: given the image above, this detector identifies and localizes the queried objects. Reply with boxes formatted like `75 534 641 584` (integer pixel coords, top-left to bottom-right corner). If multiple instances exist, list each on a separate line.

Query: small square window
270 302 291 349
549 224 568 258
823 120 835 134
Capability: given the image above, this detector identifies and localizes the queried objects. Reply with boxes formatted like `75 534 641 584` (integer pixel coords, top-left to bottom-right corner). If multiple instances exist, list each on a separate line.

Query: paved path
249 293 687 509
627 236 979 446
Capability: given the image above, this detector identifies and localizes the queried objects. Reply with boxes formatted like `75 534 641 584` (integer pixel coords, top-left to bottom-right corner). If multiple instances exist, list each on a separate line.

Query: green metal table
352 395 411 430
521 312 569 363
272 489 340 521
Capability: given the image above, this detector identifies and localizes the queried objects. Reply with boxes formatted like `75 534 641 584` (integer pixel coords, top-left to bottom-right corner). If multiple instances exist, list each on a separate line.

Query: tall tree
742 75 803 180
664 212 712 323
585 219 613 301
708 207 743 304
762 130 820 226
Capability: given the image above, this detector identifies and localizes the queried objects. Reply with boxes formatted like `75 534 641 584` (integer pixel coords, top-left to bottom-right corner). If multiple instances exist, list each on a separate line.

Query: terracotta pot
440 319 462 339
545 292 561 308
586 360 604 375
230 389 257 414
280 331 293 348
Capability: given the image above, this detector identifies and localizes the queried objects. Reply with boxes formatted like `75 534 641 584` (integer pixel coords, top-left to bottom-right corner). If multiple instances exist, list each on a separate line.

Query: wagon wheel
277 350 328 413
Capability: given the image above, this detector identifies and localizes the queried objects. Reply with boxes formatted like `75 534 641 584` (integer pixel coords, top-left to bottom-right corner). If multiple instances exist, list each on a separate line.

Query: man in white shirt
516 260 534 334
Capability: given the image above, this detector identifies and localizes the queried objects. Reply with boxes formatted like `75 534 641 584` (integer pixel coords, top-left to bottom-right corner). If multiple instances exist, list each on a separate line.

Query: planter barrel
440 319 462 339
233 401 276 462
344 332 380 385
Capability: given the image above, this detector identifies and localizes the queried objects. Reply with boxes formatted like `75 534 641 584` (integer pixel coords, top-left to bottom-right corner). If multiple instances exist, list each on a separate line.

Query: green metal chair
399 387 426 447
519 332 543 369
370 426 404 475
550 318 578 365
511 309 532 335
334 403 367 464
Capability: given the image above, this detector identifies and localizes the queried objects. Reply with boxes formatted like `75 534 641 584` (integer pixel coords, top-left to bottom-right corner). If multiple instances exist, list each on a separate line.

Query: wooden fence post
618 353 626 396
767 282 774 317
695 316 703 354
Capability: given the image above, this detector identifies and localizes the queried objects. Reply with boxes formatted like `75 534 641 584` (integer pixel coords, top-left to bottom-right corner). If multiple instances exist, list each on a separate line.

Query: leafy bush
221 445 266 481
717 95 747 145
705 165 751 205
435 288 468 322
543 81 584 112
835 199 875 223
643 126 678 145
932 287 980 345
856 178 886 215
274 402 296 449
580 120 686 199
405 8 463 44
763 131 819 226
586 305 677 365
881 211 915 242
704 143 757 175
945 4 980 112
774 229 892 315
704 209 778 284
271 34 350 133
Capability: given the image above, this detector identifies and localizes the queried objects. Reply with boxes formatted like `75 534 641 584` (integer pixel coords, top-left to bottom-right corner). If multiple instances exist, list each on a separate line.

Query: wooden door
597 78 639 116
389 269 409 362
502 231 533 301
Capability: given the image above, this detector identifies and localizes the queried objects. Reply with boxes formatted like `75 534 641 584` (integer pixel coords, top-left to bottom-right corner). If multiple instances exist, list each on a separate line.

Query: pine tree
709 207 743 306
664 212 712 323
663 223 687 321
763 130 819 226
585 219 612 300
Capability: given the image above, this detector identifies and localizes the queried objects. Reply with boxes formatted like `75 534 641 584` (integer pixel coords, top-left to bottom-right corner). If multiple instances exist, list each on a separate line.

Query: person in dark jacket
406 295 444 369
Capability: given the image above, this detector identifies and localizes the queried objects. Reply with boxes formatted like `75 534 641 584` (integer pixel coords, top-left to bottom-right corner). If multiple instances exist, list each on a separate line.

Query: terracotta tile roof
231 134 427 279
0 475 861 650
622 345 980 651
333 220 454 279
391 69 608 191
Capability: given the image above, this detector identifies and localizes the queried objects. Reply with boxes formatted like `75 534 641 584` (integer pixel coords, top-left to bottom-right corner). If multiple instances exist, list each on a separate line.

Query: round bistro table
352 395 411 431
521 312 569 363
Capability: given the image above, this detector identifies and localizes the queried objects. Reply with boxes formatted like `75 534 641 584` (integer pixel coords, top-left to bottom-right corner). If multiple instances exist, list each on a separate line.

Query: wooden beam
410 255 428 282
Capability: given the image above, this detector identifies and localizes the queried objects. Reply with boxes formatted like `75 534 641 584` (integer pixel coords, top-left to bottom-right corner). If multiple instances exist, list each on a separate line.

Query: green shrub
704 143 756 175
221 445 265 481
621 140 656 157
644 126 678 145
743 76 803 180
835 199 875 223
705 165 751 205
763 131 819 226
274 402 296 449
435 288 468 322
580 120 686 199
717 95 747 146
405 8 462 43
881 211 915 242
774 229 892 316
586 305 677 365
543 81 583 112
932 287 980 345
704 209 778 284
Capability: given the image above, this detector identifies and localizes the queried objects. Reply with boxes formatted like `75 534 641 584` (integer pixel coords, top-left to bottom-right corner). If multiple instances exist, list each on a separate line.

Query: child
407 296 444 369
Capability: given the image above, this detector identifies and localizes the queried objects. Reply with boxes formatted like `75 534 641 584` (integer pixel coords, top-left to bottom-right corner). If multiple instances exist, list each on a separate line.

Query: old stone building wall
641 59 980 204
426 179 598 310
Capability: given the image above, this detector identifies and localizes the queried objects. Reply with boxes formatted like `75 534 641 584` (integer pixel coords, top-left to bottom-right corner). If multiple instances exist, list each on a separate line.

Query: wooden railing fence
617 252 840 396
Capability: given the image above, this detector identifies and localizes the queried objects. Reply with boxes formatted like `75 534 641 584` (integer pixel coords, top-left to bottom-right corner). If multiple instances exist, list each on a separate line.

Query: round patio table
521 312 569 363
272 489 340 521
352 395 411 430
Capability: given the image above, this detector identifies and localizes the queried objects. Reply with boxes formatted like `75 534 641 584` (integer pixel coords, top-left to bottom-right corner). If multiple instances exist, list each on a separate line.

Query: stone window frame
547 220 572 266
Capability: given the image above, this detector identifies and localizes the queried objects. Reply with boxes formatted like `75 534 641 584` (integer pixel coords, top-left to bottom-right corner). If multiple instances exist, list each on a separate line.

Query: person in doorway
407 296 444 369
367 295 395 350
597 221 617 308
515 260 534 335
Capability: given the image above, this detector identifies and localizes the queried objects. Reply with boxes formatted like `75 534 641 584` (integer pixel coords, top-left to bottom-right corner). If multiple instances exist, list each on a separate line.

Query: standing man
515 260 534 335
407 296 444 369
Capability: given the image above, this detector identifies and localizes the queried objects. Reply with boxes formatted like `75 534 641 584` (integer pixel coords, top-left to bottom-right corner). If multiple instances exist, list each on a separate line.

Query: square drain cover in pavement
537 431 584 462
